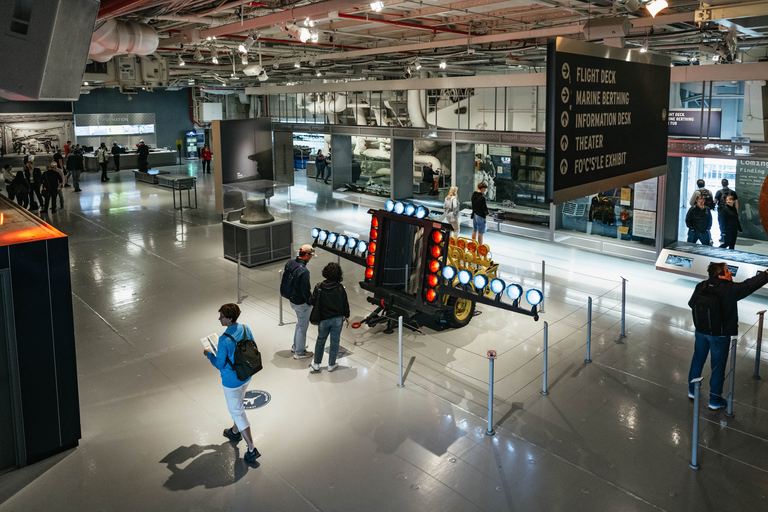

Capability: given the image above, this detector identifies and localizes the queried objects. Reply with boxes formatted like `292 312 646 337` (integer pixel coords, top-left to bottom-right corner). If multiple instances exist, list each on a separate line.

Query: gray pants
290 302 313 355
72 170 81 190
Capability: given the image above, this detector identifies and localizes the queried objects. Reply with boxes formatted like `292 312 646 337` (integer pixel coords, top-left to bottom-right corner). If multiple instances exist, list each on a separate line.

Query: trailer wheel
445 296 475 328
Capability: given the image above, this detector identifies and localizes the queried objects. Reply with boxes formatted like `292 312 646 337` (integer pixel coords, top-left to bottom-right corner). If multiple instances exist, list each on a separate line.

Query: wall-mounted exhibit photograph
0 113 75 156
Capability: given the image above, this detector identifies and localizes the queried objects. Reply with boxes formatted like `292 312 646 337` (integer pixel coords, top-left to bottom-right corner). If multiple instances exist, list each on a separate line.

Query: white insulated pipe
89 20 159 63
407 89 426 128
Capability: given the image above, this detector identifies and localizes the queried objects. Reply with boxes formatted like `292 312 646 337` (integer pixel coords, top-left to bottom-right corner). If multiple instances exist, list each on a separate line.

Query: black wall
73 88 192 150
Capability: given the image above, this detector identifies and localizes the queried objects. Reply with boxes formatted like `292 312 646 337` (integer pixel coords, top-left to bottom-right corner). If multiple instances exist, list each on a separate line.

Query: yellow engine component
444 236 498 299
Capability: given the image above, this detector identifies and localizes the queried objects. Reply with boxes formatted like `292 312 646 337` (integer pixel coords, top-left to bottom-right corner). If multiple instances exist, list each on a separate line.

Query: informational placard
634 178 658 211
668 108 722 138
632 209 657 239
546 38 671 204
735 159 768 241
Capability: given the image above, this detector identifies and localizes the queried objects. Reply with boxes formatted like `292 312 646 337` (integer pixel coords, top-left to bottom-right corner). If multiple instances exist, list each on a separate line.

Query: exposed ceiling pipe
97 0 155 20
90 19 160 62
337 14 469 35
153 14 222 25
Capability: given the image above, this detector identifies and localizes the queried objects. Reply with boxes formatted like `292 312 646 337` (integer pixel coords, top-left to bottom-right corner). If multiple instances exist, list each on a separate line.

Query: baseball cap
299 244 316 256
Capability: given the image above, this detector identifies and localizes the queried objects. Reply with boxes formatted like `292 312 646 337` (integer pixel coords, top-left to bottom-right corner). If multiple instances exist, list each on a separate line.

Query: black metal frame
439 284 539 321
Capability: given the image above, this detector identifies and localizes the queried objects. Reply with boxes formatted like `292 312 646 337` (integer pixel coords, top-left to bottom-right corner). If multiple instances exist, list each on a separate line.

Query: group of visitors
686 178 740 249
3 149 76 212
314 149 331 183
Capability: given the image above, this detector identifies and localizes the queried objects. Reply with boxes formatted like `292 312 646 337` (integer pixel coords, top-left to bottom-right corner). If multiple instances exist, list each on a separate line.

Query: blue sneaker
708 402 726 411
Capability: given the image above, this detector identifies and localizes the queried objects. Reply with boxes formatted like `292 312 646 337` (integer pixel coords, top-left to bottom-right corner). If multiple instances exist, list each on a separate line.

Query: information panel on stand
545 38 671 204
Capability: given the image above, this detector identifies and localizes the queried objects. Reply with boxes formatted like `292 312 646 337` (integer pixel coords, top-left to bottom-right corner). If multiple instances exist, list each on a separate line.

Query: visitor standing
442 186 460 235
280 244 316 359
314 150 325 181
719 194 742 250
471 182 489 246
97 143 110 182
67 149 84 192
111 143 121 172
41 163 63 213
685 195 712 246
309 263 350 372
137 140 150 172
201 144 212 173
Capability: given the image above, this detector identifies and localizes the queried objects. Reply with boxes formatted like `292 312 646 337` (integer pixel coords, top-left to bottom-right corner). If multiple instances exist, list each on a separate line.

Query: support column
391 138 413 200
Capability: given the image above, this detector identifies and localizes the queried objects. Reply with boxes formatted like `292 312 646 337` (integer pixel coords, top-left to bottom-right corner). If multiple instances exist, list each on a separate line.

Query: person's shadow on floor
160 442 258 490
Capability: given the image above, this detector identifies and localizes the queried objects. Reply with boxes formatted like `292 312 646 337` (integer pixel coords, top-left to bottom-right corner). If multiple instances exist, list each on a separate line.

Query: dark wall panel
0 100 73 114
9 240 60 461
73 88 191 150
47 237 80 445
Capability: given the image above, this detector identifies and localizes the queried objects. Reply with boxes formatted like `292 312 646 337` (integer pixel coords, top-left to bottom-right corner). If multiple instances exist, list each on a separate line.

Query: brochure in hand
201 333 219 355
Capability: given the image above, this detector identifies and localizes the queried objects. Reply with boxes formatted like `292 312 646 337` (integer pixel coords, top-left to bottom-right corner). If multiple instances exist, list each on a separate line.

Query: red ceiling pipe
338 13 467 35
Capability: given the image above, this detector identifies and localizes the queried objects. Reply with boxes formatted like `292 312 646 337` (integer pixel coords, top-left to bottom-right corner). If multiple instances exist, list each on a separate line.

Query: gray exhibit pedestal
222 218 293 267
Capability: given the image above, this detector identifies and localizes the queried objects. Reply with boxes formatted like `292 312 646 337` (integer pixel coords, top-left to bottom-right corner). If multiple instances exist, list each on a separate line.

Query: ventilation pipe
407 89 426 128
89 19 159 62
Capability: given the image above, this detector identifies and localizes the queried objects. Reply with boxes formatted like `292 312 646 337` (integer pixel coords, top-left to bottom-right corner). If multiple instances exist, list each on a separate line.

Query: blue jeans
314 316 343 366
315 164 325 179
687 229 711 245
688 332 730 406
324 165 331 182
290 302 313 355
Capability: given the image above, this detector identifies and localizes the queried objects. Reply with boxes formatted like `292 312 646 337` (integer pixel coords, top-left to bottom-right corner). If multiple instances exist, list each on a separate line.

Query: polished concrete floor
2 163 768 511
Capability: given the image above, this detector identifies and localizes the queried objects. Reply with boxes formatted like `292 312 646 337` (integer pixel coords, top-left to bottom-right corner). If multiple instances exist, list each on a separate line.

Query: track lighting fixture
238 35 256 54
645 0 667 17
439 60 446 69
371 1 384 12
241 54 249 65
194 48 204 62
294 60 301 68
414 58 421 70
177 54 185 66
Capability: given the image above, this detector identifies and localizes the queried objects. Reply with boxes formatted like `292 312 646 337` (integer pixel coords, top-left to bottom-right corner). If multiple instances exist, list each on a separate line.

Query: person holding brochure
203 303 261 463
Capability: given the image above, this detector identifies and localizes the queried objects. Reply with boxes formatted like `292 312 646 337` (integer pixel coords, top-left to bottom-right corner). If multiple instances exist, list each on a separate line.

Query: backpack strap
222 332 238 370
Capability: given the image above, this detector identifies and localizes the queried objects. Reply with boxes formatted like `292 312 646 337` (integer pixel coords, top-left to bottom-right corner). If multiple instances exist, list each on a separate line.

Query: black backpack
224 330 263 380
699 188 715 210
690 281 723 335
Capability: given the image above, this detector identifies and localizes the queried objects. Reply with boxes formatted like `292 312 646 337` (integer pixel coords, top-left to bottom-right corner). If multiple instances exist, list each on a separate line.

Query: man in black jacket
137 140 150 172
41 163 63 213
685 195 712 245
471 182 489 246
111 142 122 172
688 262 768 409
66 149 84 192
282 244 315 359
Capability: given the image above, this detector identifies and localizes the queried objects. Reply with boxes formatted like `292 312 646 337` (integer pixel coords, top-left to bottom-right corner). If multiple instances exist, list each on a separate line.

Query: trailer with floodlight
310 199 542 331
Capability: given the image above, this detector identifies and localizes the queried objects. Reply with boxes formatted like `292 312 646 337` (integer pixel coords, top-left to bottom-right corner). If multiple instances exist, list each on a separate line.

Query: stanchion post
397 316 404 388
278 269 284 326
486 350 497 436
542 322 549 396
237 253 243 304
690 378 702 469
585 296 593 363
539 260 546 314
754 310 765 380
726 337 737 418
620 277 627 339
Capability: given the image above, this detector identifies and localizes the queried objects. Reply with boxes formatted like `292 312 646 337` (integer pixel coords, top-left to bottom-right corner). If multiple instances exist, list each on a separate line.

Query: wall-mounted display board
74 113 157 150
546 38 671 204
0 113 74 157
668 108 722 138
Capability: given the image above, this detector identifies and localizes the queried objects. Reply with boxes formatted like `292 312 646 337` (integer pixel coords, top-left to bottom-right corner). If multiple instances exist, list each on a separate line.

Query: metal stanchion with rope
690 377 703 469
754 310 765 380
486 350 497 436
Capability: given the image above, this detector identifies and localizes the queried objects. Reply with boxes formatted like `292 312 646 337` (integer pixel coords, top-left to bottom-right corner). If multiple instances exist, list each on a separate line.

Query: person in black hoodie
719 194 741 250
41 163 63 213
309 262 350 372
685 195 712 245
688 262 768 409
11 171 29 208
471 182 489 246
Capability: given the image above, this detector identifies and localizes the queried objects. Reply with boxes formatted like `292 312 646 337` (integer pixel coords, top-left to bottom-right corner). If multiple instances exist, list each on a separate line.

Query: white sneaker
328 363 338 372
310 362 320 372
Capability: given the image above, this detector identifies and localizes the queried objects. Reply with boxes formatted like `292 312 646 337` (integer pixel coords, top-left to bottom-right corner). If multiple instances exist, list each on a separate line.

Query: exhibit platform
657 241 768 285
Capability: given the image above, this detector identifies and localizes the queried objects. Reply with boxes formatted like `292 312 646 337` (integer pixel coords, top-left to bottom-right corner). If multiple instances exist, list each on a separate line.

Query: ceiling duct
89 19 159 63
583 17 631 41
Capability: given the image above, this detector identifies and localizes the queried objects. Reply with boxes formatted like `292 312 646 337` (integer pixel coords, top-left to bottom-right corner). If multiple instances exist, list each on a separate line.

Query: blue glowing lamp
347 237 357 250
385 199 395 212
473 274 488 291
405 204 416 216
394 202 405 214
357 240 368 253
415 206 429 219
442 266 457 280
458 269 472 285
319 230 328 242
328 232 338 245
311 227 320 238
337 235 347 248
526 289 543 306
489 278 505 295
506 284 522 301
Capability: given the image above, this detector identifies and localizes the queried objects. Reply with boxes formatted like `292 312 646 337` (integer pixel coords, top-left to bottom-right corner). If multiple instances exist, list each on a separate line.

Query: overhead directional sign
546 38 671 204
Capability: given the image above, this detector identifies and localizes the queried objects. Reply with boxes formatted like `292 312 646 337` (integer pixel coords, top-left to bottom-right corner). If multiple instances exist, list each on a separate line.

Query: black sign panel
546 38 671 204
668 108 722 138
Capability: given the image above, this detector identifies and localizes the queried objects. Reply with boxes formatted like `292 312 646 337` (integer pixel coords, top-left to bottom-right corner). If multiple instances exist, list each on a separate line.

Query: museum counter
83 149 177 171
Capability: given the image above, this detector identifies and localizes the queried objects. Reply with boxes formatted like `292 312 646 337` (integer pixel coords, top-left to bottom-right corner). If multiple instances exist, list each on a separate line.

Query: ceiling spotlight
645 0 667 17
211 51 219 64
241 54 249 65
310 29 319 43
414 58 421 70
316 70 322 76
639 40 648 53
273 59 280 69
238 35 255 54
194 48 204 62
294 60 301 68
625 0 639 11
177 54 185 66
304 17 315 27
439 60 446 69
404 66 412 78
299 27 311 43
371 1 384 11
83 81 89 86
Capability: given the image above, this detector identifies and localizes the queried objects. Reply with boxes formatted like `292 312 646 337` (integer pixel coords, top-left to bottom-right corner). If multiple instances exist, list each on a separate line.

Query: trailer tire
445 296 475 328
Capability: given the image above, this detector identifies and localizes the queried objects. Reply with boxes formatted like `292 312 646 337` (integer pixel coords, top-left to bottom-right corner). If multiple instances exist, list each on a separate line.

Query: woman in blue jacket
204 303 260 463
